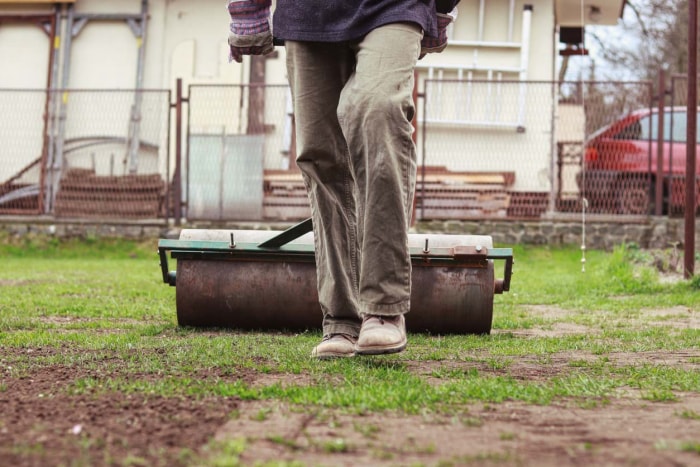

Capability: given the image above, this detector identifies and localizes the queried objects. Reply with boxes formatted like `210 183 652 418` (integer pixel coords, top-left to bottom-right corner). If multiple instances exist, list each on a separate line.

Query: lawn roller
158 218 513 334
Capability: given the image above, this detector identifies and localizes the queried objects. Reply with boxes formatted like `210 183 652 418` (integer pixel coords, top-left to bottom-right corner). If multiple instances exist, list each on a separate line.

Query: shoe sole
355 339 407 356
312 351 355 360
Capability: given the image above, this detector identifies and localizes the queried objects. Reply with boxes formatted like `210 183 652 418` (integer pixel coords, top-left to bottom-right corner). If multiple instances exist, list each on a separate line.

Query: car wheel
618 178 652 215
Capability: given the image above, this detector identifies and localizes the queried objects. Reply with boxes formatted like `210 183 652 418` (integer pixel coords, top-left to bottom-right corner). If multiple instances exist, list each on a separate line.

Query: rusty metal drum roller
159 221 512 334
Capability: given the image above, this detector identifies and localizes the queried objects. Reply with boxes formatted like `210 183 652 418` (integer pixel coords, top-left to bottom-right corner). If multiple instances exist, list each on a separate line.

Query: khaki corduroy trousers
285 23 422 337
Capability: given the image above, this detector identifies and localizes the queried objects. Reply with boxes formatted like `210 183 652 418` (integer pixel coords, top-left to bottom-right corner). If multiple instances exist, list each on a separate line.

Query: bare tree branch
625 0 650 36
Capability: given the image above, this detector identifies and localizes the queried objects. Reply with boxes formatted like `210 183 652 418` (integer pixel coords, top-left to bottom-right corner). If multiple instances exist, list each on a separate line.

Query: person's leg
285 41 362 356
336 23 422 354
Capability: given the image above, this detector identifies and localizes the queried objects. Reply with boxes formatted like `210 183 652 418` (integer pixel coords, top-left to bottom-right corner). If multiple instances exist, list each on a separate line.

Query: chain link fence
0 79 696 223
0 89 47 214
668 74 700 215
0 89 171 220
417 79 662 219
418 79 556 219
561 78 698 217
549 80 654 216
185 84 300 221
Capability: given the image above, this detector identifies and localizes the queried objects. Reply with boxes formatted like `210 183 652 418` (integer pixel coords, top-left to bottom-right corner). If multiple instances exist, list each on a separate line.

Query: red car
578 107 700 215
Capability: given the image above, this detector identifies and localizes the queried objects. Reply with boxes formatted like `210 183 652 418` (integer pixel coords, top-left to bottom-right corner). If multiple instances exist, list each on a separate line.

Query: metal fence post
684 0 698 279
655 69 666 216
173 78 183 225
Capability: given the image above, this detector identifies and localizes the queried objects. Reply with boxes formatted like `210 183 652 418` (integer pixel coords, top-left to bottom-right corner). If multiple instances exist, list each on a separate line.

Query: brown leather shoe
355 314 407 355
311 333 357 359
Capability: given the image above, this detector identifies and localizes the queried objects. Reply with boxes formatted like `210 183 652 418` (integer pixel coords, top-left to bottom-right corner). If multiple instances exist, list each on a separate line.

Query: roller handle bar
257 218 313 249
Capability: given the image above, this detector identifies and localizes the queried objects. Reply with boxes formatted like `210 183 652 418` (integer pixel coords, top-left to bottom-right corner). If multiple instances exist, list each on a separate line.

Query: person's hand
228 0 274 63
420 9 457 58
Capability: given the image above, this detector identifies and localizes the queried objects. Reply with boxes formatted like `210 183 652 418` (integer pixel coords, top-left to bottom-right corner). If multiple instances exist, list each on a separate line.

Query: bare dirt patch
0 365 240 467
2 355 699 466
504 322 596 338
215 396 700 466
2 308 698 466
520 304 700 334
642 306 700 329
35 316 150 327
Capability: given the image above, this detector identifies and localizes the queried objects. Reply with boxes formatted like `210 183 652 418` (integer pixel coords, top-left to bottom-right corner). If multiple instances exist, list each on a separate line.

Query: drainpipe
516 5 533 132
126 0 148 174
478 0 485 42
507 0 515 42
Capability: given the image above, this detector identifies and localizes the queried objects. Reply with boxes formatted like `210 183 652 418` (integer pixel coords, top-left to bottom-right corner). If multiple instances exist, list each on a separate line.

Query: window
615 119 642 140
667 111 686 143
626 111 700 143
665 111 700 143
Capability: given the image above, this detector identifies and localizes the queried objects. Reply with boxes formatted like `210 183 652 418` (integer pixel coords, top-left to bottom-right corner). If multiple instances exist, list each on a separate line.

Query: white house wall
153 0 288 172
415 0 556 193
67 0 140 89
0 23 49 88
1 0 563 194
0 0 278 88
0 22 49 179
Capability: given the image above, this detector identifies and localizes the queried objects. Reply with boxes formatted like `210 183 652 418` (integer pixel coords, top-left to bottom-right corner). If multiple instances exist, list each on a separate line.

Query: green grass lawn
1 232 699 465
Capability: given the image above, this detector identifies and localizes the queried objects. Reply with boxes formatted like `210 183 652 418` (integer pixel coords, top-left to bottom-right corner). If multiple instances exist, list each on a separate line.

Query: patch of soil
0 365 240 466
504 322 596 338
520 304 700 334
215 396 700 466
2 358 700 466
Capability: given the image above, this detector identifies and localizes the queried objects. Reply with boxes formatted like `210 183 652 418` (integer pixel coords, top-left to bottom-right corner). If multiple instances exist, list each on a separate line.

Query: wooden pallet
263 170 310 219
418 166 516 188
415 167 514 219
55 169 165 218
263 167 517 220
417 187 511 218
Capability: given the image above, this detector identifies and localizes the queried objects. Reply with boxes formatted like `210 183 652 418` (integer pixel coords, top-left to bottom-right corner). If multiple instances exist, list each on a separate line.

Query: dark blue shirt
273 1 456 42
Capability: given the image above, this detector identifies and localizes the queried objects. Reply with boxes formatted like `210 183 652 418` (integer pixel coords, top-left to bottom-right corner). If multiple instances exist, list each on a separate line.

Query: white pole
516 5 533 132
